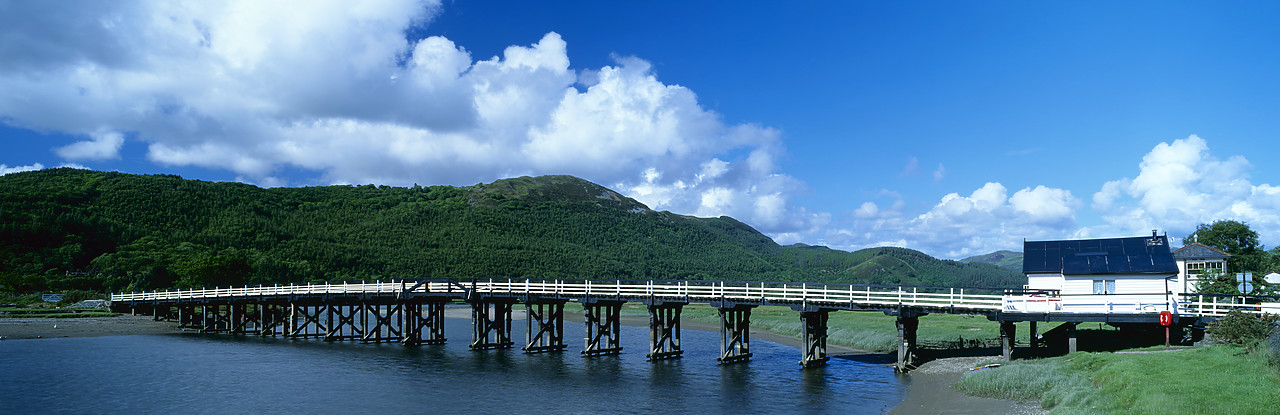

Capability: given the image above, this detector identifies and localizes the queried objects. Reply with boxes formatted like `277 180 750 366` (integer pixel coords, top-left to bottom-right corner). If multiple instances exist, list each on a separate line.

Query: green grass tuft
957 345 1280 414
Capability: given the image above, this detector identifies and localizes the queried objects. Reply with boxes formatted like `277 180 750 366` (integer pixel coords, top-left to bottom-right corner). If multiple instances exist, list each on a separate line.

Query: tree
1185 220 1266 274
1195 269 1241 296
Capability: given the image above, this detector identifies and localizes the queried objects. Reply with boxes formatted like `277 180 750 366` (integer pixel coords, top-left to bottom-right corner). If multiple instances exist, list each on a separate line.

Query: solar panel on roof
1062 255 1089 274
1123 238 1147 253
1130 255 1157 273
1104 240 1124 255
1151 254 1178 272
1026 235 1178 275
1023 250 1048 273
1088 257 1110 273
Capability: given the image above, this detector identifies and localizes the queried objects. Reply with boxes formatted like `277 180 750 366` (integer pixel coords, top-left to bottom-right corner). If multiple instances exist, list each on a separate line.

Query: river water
1 318 906 414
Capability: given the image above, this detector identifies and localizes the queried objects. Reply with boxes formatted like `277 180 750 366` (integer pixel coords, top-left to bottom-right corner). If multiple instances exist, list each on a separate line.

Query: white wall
1026 273 1064 290
1008 273 1179 314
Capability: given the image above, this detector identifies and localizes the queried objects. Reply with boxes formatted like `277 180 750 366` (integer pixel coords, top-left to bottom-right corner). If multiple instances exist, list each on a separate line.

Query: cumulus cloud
0 0 822 237
1088 135 1280 245
824 182 1080 258
0 163 45 175
823 135 1279 259
55 130 124 160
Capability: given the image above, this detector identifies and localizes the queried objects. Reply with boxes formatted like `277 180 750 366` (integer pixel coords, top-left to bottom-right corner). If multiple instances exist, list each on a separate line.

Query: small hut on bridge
1013 231 1180 314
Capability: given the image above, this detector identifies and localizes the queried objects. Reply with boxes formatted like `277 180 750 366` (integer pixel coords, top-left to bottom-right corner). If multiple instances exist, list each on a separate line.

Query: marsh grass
620 304 1020 352
0 307 121 318
957 345 1280 414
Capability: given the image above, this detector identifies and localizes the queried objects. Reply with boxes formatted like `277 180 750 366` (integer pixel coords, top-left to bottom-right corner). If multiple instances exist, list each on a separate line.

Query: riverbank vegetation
621 304 1030 353
1 168 1022 295
956 311 1280 414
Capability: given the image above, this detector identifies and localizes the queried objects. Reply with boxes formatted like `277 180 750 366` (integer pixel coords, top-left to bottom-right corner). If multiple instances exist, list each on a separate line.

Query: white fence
111 279 1004 312
112 279 1279 318
1001 291 1276 318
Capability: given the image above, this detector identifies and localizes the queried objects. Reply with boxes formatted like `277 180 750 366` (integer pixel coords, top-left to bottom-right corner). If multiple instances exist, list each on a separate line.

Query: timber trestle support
581 299 624 356
893 310 923 372
793 307 832 368
715 303 755 364
644 300 685 360
126 279 1107 372
403 299 448 345
469 298 516 350
523 300 568 353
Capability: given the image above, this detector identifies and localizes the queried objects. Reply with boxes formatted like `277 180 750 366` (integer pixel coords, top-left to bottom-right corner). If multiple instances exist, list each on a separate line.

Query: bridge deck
111 278 1271 320
112 279 1005 315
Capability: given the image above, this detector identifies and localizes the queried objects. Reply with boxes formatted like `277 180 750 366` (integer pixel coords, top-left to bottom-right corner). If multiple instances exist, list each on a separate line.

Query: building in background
1171 243 1231 295
1010 231 1180 314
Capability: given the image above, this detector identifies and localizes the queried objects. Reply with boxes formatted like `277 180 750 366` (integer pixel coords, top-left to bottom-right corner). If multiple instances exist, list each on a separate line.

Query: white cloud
55 130 124 160
0 163 45 175
0 0 825 238
1088 135 1280 245
901 156 920 177
933 163 946 182
823 182 1080 258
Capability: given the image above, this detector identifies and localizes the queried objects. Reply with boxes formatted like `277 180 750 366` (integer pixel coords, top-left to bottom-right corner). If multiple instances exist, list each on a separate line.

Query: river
1 318 907 414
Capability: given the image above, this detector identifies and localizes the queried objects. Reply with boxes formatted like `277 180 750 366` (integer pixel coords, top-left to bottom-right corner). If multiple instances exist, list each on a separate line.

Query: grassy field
955 345 1280 414
0 307 121 318
617 304 1031 353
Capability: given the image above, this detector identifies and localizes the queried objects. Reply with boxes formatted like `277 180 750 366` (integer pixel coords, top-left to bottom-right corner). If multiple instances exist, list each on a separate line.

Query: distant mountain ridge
0 169 1024 293
960 250 1023 271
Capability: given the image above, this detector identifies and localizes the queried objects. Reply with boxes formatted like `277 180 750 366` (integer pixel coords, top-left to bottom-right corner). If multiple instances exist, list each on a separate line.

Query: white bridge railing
1001 290 1280 318
112 279 1005 311
113 279 1280 318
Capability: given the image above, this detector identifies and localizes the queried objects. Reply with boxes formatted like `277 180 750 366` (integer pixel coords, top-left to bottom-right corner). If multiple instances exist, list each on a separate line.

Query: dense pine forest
0 169 1022 294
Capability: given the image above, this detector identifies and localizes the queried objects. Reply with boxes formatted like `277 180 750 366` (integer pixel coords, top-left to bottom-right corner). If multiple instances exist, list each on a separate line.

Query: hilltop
0 169 1023 293
960 250 1023 270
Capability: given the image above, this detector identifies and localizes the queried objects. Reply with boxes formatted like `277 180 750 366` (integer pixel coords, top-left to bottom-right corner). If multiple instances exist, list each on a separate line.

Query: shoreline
1 310 1043 414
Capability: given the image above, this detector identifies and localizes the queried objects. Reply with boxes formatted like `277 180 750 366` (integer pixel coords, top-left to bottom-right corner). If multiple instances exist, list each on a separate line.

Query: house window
1186 261 1225 276
1092 279 1116 295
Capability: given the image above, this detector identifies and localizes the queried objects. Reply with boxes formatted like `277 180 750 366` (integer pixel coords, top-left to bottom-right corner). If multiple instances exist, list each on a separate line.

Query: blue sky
3 1 1280 258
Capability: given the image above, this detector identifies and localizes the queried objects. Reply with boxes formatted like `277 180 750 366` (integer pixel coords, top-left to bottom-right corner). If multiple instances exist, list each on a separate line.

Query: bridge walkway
112 278 1263 371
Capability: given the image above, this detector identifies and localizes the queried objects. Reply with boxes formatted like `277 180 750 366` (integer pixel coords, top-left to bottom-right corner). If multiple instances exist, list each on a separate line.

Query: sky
3 0 1280 259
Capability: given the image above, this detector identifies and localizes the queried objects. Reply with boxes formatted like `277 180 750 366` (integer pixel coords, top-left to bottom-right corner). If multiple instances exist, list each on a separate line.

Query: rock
70 300 111 309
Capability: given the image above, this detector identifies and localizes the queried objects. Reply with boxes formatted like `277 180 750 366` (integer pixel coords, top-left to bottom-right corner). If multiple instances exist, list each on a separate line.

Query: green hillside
0 169 1023 293
961 250 1023 271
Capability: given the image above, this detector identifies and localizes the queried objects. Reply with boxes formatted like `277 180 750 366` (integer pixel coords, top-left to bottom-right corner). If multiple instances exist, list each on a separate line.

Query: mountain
0 169 1023 293
960 250 1024 271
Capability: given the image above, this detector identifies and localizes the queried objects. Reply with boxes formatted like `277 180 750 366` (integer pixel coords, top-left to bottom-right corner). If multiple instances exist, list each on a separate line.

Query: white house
1007 232 1181 314
1171 242 1231 295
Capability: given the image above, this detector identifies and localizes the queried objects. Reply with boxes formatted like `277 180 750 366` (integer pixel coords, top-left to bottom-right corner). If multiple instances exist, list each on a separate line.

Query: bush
1207 310 1280 346
57 290 106 305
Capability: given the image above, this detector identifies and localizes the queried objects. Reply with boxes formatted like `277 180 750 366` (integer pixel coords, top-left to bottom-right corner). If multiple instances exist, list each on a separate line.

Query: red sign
1159 310 1173 326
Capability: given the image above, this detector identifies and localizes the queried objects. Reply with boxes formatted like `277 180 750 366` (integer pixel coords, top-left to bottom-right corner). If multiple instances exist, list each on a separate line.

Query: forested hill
960 250 1023 270
0 169 1023 293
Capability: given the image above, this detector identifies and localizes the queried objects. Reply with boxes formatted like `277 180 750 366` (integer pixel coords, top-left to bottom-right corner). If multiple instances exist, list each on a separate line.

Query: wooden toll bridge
110 278 1258 371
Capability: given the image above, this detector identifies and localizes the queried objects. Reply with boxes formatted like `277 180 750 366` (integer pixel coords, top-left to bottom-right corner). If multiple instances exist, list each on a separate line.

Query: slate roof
1023 235 1178 275
1171 242 1232 260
